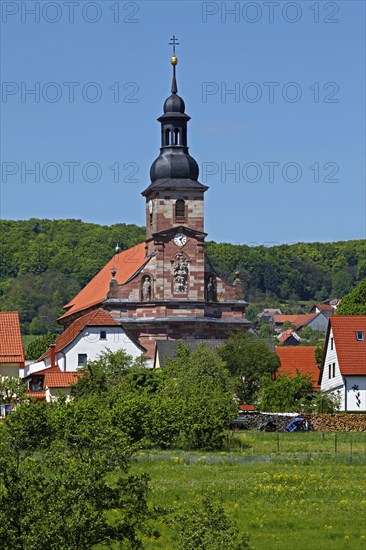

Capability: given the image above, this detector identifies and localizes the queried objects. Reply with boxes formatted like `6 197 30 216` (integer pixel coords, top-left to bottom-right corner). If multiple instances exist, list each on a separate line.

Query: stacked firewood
303 413 366 432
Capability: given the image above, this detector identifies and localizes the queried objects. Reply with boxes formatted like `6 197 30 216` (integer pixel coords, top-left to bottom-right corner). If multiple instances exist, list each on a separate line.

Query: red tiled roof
60 243 148 319
278 328 295 342
25 391 46 400
29 364 62 376
0 312 25 364
44 371 81 388
239 404 255 411
274 314 318 329
276 346 320 390
39 309 120 361
329 316 366 376
315 303 333 312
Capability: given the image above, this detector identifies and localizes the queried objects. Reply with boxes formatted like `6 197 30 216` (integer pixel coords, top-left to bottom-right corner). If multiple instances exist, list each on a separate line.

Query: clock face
173 233 187 247
148 200 153 213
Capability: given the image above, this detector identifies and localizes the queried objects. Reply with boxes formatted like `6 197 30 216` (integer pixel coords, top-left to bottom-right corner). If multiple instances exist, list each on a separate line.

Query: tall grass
130 433 366 549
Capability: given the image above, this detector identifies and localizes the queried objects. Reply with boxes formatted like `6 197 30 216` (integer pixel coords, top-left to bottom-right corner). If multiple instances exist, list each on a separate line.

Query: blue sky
1 0 365 245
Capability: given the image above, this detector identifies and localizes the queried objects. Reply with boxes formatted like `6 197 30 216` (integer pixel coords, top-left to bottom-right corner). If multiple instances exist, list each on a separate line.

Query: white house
319 315 366 411
25 365 81 402
26 308 145 376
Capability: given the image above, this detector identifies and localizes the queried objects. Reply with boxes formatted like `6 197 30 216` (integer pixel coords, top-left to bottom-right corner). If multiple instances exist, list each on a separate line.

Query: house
25 365 81 402
276 346 320 390
310 303 334 318
277 328 301 346
319 315 366 411
257 309 282 325
27 308 145 375
273 313 328 333
0 312 25 379
323 297 340 309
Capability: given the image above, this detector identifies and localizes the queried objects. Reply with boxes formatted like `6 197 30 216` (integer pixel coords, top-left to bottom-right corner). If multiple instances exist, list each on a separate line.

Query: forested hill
1 219 365 334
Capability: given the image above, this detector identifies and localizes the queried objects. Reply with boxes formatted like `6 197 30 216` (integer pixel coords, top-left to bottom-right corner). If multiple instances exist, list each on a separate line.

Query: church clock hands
173 233 187 247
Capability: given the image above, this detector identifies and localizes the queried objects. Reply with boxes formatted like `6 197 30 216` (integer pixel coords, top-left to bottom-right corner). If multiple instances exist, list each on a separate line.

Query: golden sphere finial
171 54 178 66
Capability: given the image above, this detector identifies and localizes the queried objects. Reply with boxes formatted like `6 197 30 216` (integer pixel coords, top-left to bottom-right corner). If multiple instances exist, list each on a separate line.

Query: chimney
50 344 56 368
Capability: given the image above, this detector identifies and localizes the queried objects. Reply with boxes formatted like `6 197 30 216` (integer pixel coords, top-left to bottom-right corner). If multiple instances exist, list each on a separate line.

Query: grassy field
131 432 366 549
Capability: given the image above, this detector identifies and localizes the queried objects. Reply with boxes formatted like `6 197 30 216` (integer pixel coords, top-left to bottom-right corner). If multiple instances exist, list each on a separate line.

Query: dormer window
356 331 364 342
175 199 185 220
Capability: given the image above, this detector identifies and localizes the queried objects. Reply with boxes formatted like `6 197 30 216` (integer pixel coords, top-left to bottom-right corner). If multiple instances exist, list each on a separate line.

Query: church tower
142 39 208 301
59 38 250 358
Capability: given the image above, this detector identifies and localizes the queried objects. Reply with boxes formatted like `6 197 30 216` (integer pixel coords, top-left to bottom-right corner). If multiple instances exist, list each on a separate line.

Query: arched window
173 128 180 145
175 199 185 220
165 128 170 145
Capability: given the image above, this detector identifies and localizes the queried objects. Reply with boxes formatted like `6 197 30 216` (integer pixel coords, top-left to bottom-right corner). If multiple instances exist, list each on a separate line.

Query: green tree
300 327 325 347
256 373 314 412
256 322 275 338
337 278 366 315
0 400 151 549
332 270 354 297
26 332 58 360
161 345 237 449
71 349 140 397
218 333 280 404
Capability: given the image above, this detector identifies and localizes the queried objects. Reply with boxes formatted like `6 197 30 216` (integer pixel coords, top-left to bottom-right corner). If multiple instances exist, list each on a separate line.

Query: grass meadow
131 432 366 550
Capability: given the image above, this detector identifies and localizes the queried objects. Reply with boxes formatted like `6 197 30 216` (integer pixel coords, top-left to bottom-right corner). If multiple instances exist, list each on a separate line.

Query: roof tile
330 316 366 376
60 242 147 319
276 346 320 389
0 312 25 363
274 314 318 329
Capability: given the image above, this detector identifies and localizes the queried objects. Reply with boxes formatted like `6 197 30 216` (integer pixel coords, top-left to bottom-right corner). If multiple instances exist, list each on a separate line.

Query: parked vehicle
258 420 277 432
285 417 310 432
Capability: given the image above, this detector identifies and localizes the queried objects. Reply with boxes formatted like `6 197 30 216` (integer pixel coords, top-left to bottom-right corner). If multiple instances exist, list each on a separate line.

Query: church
50 42 250 366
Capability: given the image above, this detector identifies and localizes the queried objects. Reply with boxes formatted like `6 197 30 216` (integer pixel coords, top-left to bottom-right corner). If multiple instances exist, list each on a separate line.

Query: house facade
29 308 144 375
319 316 366 411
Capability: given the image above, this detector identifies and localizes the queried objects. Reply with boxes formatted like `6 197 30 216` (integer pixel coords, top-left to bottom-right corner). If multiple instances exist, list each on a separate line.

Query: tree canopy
336 278 366 315
218 333 280 403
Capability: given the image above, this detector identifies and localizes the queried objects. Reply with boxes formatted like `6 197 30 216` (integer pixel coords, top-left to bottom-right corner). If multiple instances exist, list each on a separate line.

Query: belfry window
165 128 171 145
173 128 180 145
175 199 185 220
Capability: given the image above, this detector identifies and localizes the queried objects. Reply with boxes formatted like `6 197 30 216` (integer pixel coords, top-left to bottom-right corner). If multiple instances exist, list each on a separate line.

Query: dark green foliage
73 348 237 451
176 497 250 550
0 400 150 549
218 333 280 404
337 278 366 315
315 345 324 368
256 373 314 412
205 239 365 302
299 327 325 347
26 332 58 360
